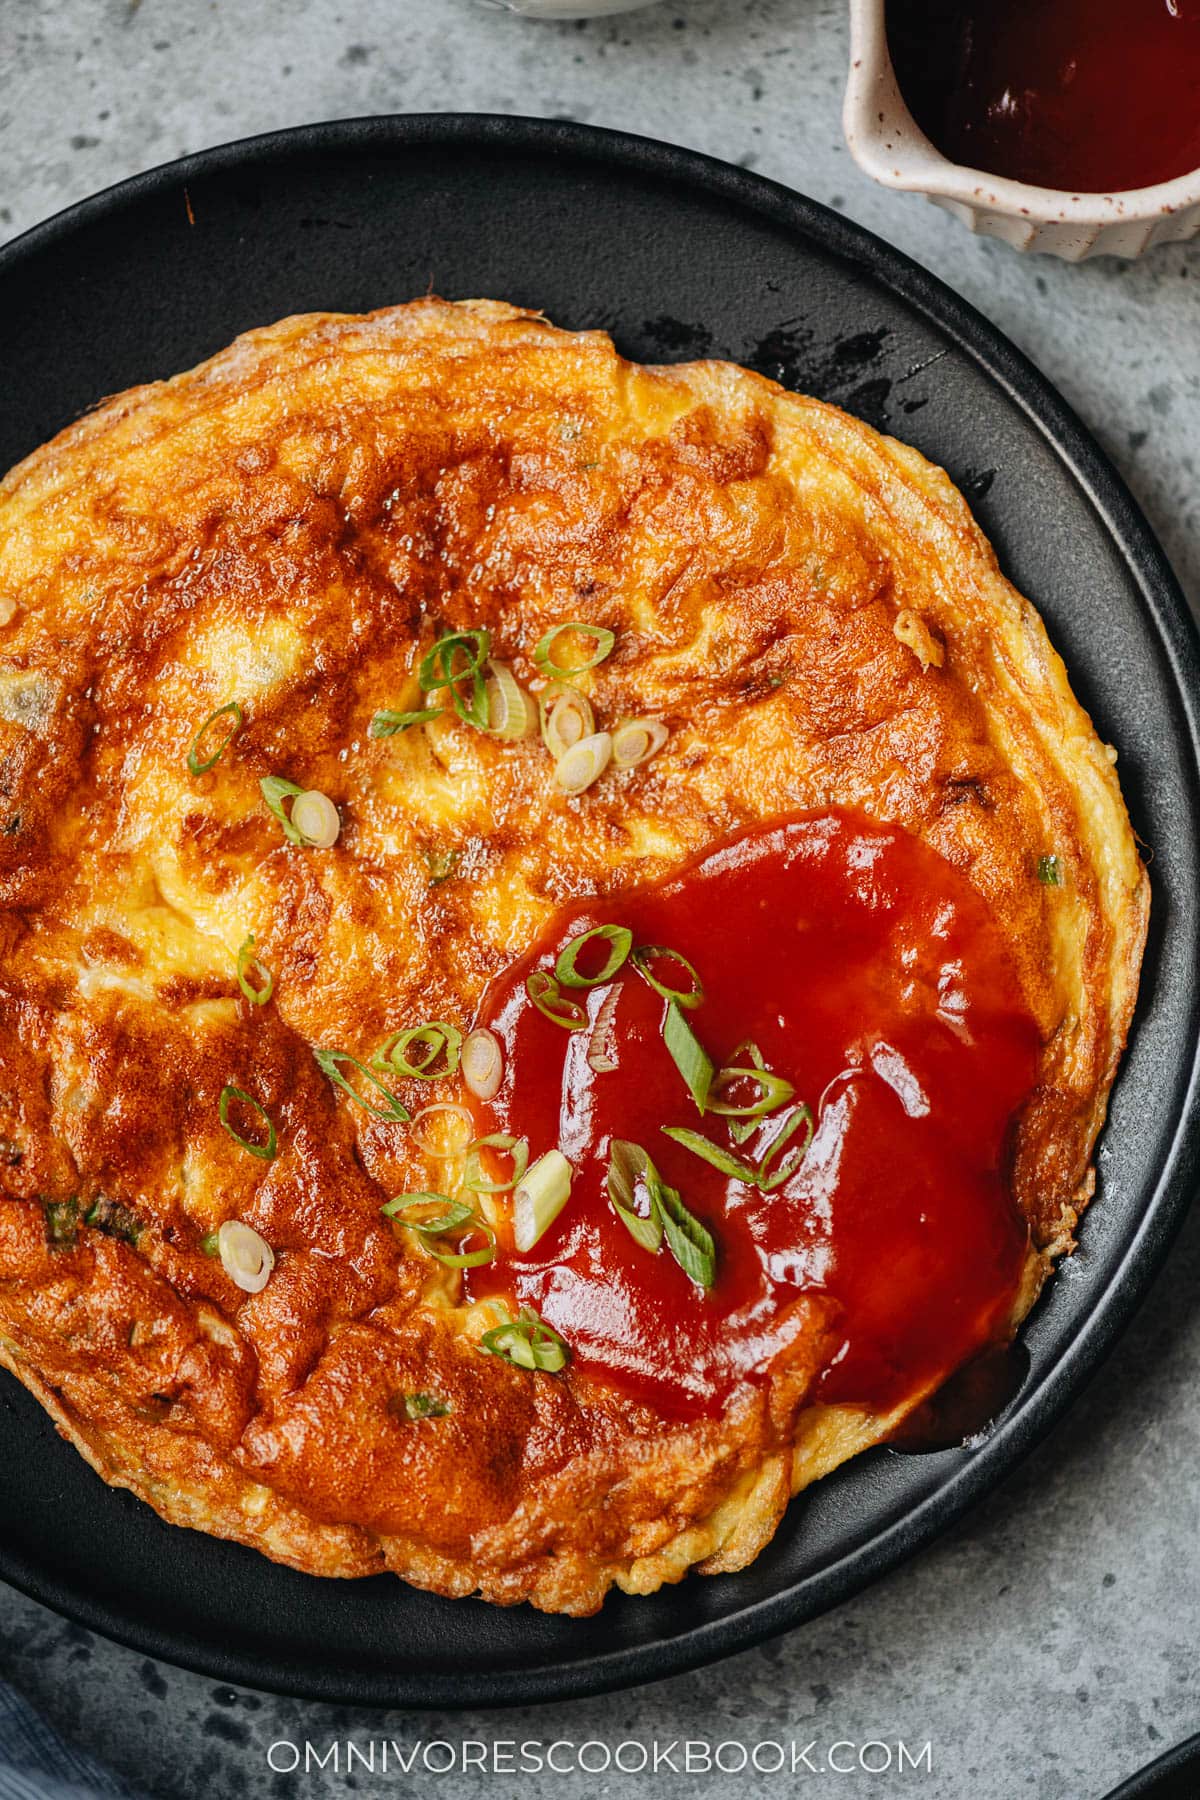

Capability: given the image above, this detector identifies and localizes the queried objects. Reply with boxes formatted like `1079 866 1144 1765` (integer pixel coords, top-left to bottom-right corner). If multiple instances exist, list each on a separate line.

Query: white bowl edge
843 0 1200 260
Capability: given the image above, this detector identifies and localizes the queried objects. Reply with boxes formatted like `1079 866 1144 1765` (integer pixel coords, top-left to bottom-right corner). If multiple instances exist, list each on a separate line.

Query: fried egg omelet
0 300 1145 1614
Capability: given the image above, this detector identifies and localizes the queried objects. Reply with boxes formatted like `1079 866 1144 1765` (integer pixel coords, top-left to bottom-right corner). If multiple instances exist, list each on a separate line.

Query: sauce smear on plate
888 0 1200 194
466 812 1039 1419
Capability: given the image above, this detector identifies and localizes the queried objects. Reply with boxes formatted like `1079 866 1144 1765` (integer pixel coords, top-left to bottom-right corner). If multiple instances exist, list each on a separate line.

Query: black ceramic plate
1105 1734 1200 1800
0 116 1197 1709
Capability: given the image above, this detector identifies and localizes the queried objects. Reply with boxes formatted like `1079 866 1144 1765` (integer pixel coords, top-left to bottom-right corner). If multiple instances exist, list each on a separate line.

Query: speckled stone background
1 3 1198 1797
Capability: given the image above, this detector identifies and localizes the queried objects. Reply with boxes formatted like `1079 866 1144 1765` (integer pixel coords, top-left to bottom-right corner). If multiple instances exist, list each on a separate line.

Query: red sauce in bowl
888 0 1200 194
465 812 1039 1419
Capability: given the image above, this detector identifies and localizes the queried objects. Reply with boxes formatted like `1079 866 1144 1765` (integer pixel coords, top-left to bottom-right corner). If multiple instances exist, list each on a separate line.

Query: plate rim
1 111 1198 1709
1104 1731 1200 1800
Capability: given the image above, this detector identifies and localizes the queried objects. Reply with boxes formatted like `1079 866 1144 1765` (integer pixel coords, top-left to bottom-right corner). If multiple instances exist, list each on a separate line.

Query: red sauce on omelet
465 812 1040 1420
888 0 1200 194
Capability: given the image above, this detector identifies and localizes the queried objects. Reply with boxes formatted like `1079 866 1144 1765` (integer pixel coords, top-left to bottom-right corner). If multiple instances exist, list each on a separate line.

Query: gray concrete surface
0 2 1198 1796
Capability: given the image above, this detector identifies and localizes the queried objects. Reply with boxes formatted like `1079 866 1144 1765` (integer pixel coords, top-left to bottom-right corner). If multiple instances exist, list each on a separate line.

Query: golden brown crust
0 299 1146 1612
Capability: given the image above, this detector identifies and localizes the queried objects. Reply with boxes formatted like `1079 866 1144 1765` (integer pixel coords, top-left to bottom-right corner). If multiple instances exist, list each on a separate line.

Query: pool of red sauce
888 0 1200 194
465 811 1041 1421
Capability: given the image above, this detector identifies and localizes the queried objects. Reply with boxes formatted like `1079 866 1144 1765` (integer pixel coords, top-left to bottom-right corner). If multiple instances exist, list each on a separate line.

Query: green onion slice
370 708 444 739
483 661 536 740
236 933 274 1006
419 629 491 692
727 1041 766 1145
525 969 589 1031
607 1139 714 1285
419 629 491 727
480 1304 570 1374
513 1149 573 1252
84 1195 142 1244
663 999 714 1112
539 682 595 760
464 1133 529 1194
756 1104 814 1192
187 701 243 776
424 847 459 885
1037 853 1064 886
554 923 633 989
372 1022 463 1081
43 1198 80 1250
656 1181 716 1290
631 944 705 1010
259 775 306 846
313 1048 409 1122
661 1125 757 1184
218 1085 278 1161
200 1230 220 1258
381 1191 473 1230
421 1226 495 1269
606 1139 665 1253
399 1391 451 1420
533 622 615 681
708 1063 795 1119
382 1192 495 1268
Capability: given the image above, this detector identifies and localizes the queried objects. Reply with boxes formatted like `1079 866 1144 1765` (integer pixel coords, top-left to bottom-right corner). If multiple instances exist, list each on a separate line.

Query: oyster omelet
0 299 1146 1614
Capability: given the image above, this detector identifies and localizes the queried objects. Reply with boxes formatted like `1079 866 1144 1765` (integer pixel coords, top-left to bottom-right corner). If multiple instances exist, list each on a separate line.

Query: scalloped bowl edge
843 0 1200 261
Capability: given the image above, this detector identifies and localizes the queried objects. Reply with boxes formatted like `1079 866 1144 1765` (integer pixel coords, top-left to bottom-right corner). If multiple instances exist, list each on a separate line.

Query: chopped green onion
369 708 444 739
1037 854 1064 886
259 775 306 846
455 673 488 729
313 1048 409 1122
410 1102 474 1158
218 1085 279 1161
43 1197 80 1250
606 1139 665 1253
381 1192 473 1230
525 969 589 1030
187 701 243 776
398 1391 451 1421
539 682 595 760
84 1195 142 1244
236 933 273 1006
372 1022 462 1080
708 1063 795 1119
464 1133 529 1194
218 1218 275 1293
533 622 616 680
661 1126 757 1183
756 1105 814 1192
513 1149 573 1252
608 1140 715 1286
419 629 491 691
663 1000 714 1112
482 661 537 740
290 789 341 849
419 629 491 726
554 923 633 989
663 1107 814 1193
480 1304 569 1373
462 1028 504 1100
727 1041 766 1144
631 944 704 1010
554 730 612 795
200 1230 220 1258
586 981 623 1072
656 1181 716 1290
611 717 669 770
424 847 459 885
382 1192 496 1268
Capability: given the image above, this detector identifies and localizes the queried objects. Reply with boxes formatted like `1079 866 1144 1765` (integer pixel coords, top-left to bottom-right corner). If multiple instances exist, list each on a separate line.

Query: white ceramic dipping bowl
844 0 1200 260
